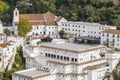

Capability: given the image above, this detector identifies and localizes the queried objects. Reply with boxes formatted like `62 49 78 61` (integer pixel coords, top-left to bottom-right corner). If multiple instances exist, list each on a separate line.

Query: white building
0 41 16 70
12 39 119 80
6 35 24 47
60 21 116 38
12 68 56 80
101 29 120 49
13 8 67 38
29 36 43 46
0 33 6 44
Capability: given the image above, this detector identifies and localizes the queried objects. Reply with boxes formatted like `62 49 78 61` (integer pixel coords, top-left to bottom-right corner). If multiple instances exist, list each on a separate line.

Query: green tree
59 30 65 38
4 28 11 36
18 18 32 37
71 12 78 21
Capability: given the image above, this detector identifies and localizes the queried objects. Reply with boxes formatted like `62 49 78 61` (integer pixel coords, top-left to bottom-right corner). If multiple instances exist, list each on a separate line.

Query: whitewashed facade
12 68 57 80
0 41 16 70
12 39 119 80
13 8 67 38
101 29 120 49
6 35 23 47
60 22 116 38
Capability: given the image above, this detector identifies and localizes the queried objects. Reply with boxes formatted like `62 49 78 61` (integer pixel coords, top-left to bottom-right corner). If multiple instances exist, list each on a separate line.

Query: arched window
16 12 17 16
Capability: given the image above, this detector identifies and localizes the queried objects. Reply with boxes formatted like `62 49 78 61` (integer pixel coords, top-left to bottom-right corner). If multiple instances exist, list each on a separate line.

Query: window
64 56 66 60
67 57 69 61
48 54 50 57
16 12 17 16
113 34 115 37
71 58 74 62
107 38 109 42
37 26 39 29
7 48 9 51
57 55 59 59
51 54 53 58
52 32 54 34
113 39 115 43
117 35 119 38
107 34 109 37
45 53 47 57
75 59 77 62
61 56 63 59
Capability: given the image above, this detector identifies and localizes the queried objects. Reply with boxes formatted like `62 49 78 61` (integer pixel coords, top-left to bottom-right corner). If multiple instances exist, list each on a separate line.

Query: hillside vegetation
0 1 9 12
0 0 120 29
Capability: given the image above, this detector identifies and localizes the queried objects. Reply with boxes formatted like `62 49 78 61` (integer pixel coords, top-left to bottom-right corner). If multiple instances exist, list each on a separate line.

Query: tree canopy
59 30 65 38
18 18 32 37
0 0 120 29
4 28 11 36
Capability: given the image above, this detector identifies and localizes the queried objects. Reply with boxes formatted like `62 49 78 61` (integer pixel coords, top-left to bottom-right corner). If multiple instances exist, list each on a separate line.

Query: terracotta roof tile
0 33 3 35
102 29 120 34
0 44 7 48
20 14 43 21
19 11 59 26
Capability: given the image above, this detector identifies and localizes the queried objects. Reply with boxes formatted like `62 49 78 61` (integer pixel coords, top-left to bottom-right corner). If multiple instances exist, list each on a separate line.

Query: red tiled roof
102 29 120 34
0 44 7 48
19 11 59 26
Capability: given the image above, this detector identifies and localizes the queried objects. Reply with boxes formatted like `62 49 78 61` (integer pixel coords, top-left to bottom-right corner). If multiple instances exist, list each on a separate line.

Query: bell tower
13 8 19 34
13 8 19 24
0 20 3 34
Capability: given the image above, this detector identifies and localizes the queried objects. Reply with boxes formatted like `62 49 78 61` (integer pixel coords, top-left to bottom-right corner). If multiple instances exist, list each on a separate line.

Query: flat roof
83 62 109 70
47 58 106 66
61 21 116 28
41 42 104 53
13 68 50 79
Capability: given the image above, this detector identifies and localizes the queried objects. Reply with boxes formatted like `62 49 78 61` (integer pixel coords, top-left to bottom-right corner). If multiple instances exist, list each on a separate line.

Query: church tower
13 8 19 34
0 20 3 34
13 8 19 25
